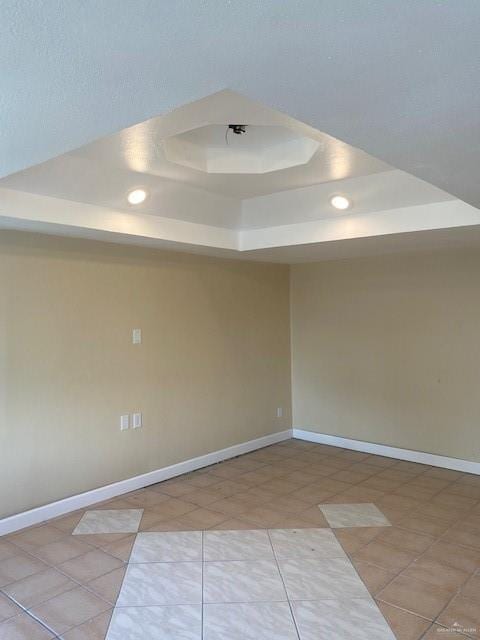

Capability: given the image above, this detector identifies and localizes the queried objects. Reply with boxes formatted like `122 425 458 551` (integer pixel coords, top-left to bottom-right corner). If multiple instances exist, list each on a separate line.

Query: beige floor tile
57 549 124 583
123 489 171 508
396 514 451 538
0 541 20 562
60 610 113 640
424 467 464 480
393 484 437 502
86 566 126 604
280 470 319 485
3 567 77 608
445 483 480 500
258 478 305 494
265 495 313 514
207 517 263 530
376 601 431 640
142 518 195 532
173 508 228 529
149 498 197 521
32 537 94 565
0 593 22 623
99 535 135 562
0 553 47 587
375 527 435 555
360 477 404 492
50 511 85 533
240 506 286 528
179 472 223 488
330 469 375 485
377 574 453 620
409 476 452 491
206 496 255 517
297 506 329 526
211 480 256 498
457 475 480 488
0 612 55 639
401 558 470 593
376 494 424 511
392 461 430 475
300 463 340 477
431 492 477 511
437 595 480 636
352 560 395 595
72 533 130 549
422 541 480 574
95 498 142 511
179 487 229 507
370 504 412 525
419 502 469 522
352 539 416 573
29 586 111 635
154 479 197 497
334 531 370 554
461 573 480 603
338 485 386 502
288 484 337 503
8 525 65 552
442 523 480 551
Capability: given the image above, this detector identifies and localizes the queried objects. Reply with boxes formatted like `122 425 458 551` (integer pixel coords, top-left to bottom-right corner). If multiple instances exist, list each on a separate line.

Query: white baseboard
293 428 480 475
0 429 292 536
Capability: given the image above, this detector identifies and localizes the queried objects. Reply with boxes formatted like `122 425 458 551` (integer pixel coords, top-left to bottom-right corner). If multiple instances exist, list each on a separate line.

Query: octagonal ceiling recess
163 125 320 174
1 89 477 263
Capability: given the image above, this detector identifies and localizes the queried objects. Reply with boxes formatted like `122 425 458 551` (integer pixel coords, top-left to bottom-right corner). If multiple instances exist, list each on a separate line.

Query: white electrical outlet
132 328 142 344
276 407 283 418
132 412 142 429
120 414 130 431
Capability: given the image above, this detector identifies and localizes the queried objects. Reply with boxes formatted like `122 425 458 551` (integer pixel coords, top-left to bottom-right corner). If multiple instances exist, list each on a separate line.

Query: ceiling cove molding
0 188 237 251
1 189 480 259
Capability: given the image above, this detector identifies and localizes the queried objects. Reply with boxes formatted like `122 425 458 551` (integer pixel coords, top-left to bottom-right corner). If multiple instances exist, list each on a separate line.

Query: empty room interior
1 3 480 640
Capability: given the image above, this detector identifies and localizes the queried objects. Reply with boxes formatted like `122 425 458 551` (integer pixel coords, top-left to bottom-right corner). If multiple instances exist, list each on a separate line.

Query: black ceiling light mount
228 124 247 135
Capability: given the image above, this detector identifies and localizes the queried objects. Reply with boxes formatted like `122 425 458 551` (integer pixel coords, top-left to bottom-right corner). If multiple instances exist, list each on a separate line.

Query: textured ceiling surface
1 1 480 206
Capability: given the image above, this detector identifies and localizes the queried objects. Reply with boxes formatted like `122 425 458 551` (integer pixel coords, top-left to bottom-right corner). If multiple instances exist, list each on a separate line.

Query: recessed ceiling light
330 195 351 210
127 189 147 205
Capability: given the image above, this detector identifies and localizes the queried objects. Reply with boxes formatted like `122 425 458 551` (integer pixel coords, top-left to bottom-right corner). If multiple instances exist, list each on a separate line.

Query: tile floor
0 438 479 638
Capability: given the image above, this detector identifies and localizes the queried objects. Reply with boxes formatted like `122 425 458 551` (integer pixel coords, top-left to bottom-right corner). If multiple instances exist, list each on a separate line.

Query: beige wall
291 250 480 463
0 231 291 518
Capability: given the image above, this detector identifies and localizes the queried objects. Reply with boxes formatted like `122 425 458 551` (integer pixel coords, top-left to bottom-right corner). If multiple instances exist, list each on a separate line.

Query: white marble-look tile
318 503 391 528
204 530 274 561
130 531 202 563
292 598 395 640
278 557 370 600
203 560 287 603
204 602 298 640
269 528 346 559
116 562 202 606
106 604 202 640
72 509 143 534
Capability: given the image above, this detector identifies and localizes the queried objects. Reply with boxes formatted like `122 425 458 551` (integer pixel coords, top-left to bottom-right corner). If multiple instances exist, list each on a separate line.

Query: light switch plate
120 414 130 430
132 328 142 344
276 407 283 418
132 412 142 429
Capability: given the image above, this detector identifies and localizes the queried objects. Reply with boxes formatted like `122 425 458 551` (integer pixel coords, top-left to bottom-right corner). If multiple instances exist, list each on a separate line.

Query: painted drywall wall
0 231 291 518
290 250 480 463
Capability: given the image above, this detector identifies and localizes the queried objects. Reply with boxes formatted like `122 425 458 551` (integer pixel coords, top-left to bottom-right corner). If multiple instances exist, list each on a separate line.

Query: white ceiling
1 6 480 264
1 2 479 209
0 90 457 234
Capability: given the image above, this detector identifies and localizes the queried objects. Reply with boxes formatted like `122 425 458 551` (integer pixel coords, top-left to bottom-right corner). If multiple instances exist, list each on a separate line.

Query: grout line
266 528 301 640
0 588 61 638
